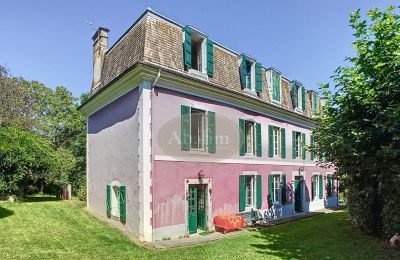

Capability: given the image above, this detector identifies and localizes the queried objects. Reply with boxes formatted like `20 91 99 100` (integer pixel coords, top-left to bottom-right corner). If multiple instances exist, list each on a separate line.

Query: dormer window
240 55 262 94
183 26 214 77
292 81 305 112
190 33 205 72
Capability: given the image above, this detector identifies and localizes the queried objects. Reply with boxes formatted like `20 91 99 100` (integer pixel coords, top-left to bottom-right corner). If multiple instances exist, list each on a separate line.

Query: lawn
0 197 398 259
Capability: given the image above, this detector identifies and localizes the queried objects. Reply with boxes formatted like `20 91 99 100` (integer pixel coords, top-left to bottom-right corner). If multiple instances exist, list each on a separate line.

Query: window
293 131 303 159
297 133 303 159
111 186 120 218
244 60 255 90
181 105 216 153
190 108 206 150
268 174 287 206
273 127 281 157
312 174 323 200
292 131 307 160
190 33 206 72
245 121 255 154
245 175 255 207
273 175 281 203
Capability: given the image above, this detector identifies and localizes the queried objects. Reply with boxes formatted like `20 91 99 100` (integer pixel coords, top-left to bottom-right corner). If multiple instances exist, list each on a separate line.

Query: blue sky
0 1 398 97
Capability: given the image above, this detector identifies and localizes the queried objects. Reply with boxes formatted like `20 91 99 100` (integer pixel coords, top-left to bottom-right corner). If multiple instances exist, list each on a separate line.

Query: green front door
197 185 207 230
188 185 198 234
294 177 303 212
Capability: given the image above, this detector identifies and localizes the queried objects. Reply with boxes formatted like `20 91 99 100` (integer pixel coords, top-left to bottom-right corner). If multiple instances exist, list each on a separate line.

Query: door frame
184 179 212 234
292 171 305 213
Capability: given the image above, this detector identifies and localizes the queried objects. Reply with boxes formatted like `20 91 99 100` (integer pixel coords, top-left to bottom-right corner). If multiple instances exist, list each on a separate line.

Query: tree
0 65 36 130
314 6 400 238
0 127 59 197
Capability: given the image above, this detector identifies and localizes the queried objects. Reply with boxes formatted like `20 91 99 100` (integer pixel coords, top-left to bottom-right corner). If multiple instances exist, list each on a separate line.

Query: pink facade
151 87 336 233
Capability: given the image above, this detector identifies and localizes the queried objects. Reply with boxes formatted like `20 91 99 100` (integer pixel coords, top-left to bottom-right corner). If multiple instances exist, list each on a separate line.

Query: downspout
150 68 161 241
152 68 161 87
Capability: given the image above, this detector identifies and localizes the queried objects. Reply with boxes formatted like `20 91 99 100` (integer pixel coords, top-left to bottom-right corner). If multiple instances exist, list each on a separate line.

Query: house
80 8 338 242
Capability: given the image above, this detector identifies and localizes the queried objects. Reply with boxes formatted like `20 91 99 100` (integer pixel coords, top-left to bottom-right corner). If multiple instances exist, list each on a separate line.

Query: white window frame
273 126 281 157
240 58 255 93
312 173 321 200
190 108 208 151
273 175 281 204
242 171 258 210
245 120 255 155
295 131 303 159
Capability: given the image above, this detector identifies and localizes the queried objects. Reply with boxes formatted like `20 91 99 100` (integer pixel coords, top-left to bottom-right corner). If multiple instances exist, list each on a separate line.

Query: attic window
245 60 254 90
191 33 205 72
183 26 214 77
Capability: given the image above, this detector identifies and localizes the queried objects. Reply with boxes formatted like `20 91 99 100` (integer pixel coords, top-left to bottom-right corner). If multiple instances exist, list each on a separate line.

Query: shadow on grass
249 211 350 259
0 207 14 219
24 195 60 203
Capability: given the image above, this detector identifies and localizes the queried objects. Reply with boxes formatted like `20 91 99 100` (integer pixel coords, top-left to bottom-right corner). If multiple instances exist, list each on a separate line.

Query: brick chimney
91 27 109 91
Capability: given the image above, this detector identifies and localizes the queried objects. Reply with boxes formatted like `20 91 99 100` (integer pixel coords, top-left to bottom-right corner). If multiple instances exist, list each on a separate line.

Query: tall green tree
0 127 59 197
314 6 400 238
0 66 35 130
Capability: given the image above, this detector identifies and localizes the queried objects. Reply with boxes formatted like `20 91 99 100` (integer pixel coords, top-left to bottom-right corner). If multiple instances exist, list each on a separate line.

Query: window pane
273 176 280 203
245 122 254 154
246 61 252 89
191 109 205 150
245 176 253 207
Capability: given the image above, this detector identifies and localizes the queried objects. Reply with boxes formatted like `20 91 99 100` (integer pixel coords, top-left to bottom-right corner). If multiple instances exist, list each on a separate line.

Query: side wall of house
87 88 140 236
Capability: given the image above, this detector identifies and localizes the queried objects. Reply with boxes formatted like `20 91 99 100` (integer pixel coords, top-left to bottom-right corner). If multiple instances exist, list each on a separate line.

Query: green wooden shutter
119 186 126 223
256 175 262 209
184 26 192 68
181 105 191 151
208 111 216 153
281 128 286 158
207 38 214 77
256 122 262 157
327 175 332 197
313 92 318 113
312 176 316 200
106 185 111 217
255 63 262 93
319 175 323 199
292 131 297 159
281 174 286 205
302 133 306 160
273 71 281 101
292 82 298 108
310 135 315 160
240 55 247 89
268 125 273 157
268 175 274 208
239 175 246 211
239 119 245 155
301 86 306 111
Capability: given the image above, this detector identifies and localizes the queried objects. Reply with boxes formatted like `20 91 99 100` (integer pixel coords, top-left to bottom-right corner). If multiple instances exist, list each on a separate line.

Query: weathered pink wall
152 160 331 228
151 87 333 229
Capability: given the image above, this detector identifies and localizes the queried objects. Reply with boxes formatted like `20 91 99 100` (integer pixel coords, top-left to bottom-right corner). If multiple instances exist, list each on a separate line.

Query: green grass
0 197 398 259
